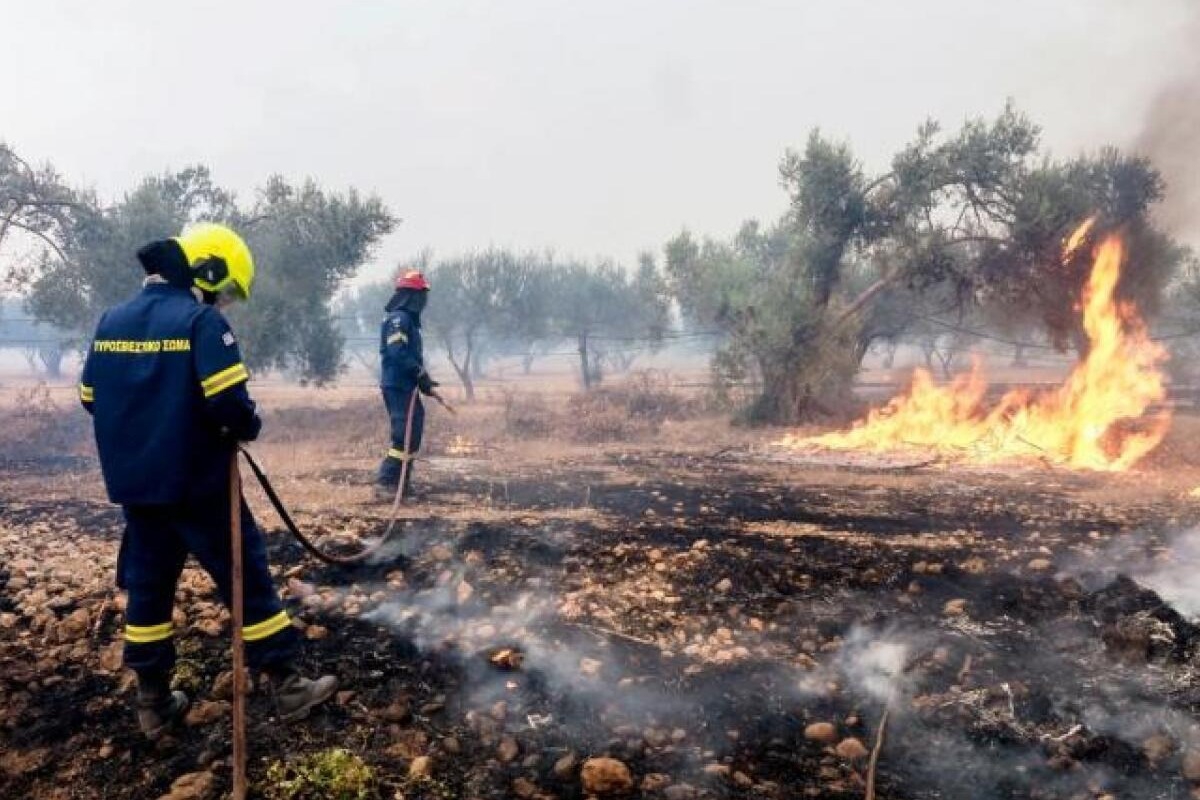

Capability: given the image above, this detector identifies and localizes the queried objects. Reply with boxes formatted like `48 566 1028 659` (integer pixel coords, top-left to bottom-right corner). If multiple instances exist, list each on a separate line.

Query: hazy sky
3 0 1195 283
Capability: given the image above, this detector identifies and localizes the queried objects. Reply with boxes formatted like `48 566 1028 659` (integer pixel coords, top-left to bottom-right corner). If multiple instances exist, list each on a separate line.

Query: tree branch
833 265 903 328
0 218 68 263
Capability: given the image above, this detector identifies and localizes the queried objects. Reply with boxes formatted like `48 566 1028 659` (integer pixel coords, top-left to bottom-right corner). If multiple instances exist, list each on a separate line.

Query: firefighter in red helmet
376 269 437 498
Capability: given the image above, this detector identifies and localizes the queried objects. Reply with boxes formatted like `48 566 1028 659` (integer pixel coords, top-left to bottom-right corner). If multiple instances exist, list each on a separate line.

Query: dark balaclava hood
385 288 428 318
137 239 194 292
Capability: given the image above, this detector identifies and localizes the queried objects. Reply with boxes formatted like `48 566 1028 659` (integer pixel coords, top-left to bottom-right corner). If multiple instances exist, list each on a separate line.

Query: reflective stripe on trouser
119 496 300 676
377 386 424 487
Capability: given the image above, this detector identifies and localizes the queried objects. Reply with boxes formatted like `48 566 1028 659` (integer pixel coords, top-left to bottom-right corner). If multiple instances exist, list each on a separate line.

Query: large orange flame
780 227 1171 471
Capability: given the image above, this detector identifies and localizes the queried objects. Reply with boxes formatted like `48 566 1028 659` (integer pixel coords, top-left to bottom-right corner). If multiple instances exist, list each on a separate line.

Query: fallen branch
865 703 891 800
565 621 660 649
91 594 112 640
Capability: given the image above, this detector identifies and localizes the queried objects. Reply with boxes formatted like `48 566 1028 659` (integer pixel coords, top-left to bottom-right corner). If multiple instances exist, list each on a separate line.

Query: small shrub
566 391 658 443
502 391 555 438
262 748 376 800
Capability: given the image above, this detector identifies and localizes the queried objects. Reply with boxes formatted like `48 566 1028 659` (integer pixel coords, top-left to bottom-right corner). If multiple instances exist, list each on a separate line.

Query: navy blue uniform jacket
379 309 424 390
79 283 261 504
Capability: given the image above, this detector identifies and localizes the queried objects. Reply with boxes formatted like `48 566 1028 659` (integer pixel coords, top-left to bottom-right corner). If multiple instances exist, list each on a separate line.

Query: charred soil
4 416 1200 799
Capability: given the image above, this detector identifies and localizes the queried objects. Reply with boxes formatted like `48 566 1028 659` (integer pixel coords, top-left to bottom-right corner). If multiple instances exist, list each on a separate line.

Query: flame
445 434 479 456
781 227 1171 471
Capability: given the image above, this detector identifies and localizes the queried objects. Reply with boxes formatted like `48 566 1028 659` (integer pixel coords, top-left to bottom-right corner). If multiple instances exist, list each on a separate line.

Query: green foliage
262 748 376 800
27 166 233 329
230 177 396 383
19 164 395 384
547 255 670 388
0 142 75 274
665 103 1184 423
423 249 669 396
425 249 548 399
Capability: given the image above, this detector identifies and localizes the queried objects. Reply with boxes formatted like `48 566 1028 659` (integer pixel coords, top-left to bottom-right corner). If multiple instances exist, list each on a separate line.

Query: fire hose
238 388 455 566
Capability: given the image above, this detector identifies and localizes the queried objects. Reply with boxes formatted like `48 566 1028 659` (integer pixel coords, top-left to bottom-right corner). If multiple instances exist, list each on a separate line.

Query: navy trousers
119 494 299 677
377 386 424 487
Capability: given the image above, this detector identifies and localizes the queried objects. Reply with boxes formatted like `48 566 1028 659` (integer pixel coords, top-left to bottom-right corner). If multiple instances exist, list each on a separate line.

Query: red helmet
395 270 431 291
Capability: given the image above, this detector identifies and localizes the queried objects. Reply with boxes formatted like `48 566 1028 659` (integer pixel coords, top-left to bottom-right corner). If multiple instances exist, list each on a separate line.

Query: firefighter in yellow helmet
79 223 337 739
175 222 256 303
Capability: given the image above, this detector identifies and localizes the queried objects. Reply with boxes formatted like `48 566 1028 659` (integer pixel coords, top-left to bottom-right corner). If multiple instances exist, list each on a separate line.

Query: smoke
1134 4 1200 246
1133 526 1200 617
833 625 913 702
1065 524 1200 618
357 524 708 741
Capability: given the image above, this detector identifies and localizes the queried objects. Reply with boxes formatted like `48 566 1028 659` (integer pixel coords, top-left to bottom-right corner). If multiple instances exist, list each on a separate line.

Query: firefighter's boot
373 482 398 503
373 474 414 503
136 674 189 740
266 667 338 722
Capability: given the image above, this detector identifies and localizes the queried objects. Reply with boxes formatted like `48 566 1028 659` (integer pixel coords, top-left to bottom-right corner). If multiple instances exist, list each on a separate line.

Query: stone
553 752 578 779
1027 558 1053 572
185 701 229 727
98 641 124 673
960 557 987 575
640 773 672 791
286 578 314 599
836 738 869 761
380 699 412 723
1182 749 1200 781
943 599 968 616
408 755 433 779
511 777 539 798
159 770 215 800
581 757 634 795
211 669 251 700
804 722 837 745
456 580 474 605
497 735 520 763
1142 734 1175 765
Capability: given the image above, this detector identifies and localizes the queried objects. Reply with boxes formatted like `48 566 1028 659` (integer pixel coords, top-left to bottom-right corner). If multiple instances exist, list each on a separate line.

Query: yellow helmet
173 223 255 300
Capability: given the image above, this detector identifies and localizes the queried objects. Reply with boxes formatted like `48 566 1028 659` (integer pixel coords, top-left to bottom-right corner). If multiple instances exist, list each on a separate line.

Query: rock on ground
581 757 634 795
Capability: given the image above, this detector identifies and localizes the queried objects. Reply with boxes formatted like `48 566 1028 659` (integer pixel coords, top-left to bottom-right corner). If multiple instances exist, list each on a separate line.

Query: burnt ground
5 435 1200 799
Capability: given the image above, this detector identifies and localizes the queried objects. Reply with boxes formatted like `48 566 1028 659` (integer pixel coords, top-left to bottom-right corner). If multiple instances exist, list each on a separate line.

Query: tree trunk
611 351 638 373
747 347 850 425
446 338 476 402
934 347 955 379
883 341 897 369
38 345 63 379
578 333 593 390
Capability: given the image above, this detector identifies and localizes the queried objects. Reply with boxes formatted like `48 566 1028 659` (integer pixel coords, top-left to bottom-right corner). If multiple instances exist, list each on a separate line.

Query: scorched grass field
4 375 1200 799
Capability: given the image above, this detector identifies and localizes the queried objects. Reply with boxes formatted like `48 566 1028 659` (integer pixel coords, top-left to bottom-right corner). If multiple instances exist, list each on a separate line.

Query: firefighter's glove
417 372 439 396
